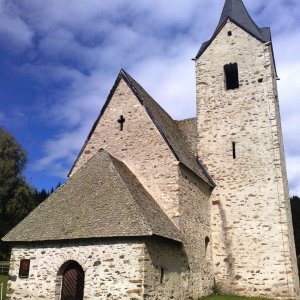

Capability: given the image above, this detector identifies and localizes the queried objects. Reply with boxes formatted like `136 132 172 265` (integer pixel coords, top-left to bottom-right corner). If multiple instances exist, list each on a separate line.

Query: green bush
0 274 8 300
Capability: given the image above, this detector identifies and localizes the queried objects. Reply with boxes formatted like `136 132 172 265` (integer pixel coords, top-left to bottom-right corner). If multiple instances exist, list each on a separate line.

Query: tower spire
195 0 271 59
217 0 267 41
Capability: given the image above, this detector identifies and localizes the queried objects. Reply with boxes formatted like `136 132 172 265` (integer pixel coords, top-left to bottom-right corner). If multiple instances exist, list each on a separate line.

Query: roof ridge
120 70 215 187
121 69 175 122
107 154 153 236
69 69 214 186
106 153 182 242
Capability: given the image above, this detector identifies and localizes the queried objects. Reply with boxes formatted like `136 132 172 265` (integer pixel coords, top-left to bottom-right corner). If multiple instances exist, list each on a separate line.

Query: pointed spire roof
195 0 271 59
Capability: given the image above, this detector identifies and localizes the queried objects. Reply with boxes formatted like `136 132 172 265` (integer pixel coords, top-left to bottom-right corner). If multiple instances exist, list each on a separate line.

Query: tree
0 128 36 259
34 188 50 205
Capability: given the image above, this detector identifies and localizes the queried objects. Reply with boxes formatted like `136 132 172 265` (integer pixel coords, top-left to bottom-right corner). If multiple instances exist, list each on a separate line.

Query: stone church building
3 0 300 299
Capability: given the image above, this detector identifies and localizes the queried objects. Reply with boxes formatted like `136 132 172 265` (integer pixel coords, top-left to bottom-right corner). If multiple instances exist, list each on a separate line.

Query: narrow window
228 31 232 36
19 259 30 278
232 142 236 159
205 237 210 255
160 268 165 284
224 63 239 90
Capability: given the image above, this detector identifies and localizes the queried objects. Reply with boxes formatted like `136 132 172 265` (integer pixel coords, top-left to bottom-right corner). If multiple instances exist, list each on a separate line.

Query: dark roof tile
3 150 183 243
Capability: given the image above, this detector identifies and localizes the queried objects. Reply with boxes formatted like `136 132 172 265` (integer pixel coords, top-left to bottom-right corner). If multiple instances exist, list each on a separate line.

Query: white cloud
275 29 300 195
32 125 90 177
0 0 33 51
0 0 299 194
287 156 300 197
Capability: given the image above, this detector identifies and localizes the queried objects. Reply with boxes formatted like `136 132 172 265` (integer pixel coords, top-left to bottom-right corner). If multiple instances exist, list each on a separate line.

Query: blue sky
0 0 299 195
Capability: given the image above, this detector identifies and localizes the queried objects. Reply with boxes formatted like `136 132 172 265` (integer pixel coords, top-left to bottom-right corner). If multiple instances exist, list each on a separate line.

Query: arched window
56 260 85 300
224 63 239 90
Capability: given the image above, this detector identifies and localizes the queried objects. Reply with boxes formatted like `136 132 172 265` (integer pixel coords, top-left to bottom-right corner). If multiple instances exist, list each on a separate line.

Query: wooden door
61 262 84 300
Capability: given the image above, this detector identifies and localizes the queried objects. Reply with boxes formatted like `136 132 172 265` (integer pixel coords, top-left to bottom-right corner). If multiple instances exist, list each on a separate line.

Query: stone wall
70 78 180 224
8 238 195 300
66 76 215 298
177 118 197 156
178 166 214 298
142 167 214 300
7 240 145 300
143 237 188 299
196 20 300 299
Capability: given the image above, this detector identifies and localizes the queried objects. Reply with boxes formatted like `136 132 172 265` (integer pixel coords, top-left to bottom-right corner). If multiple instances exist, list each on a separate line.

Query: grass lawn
201 296 273 300
0 274 8 300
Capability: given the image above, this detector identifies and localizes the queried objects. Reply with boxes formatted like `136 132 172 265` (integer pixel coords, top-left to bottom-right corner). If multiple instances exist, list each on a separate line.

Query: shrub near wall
0 274 8 300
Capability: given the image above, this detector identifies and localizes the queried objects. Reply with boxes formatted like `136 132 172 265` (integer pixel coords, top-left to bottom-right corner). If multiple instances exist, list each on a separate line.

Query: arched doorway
60 261 85 300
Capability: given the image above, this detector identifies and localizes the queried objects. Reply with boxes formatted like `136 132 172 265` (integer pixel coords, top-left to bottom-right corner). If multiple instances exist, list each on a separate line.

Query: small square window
19 259 30 278
258 78 263 83
228 31 232 36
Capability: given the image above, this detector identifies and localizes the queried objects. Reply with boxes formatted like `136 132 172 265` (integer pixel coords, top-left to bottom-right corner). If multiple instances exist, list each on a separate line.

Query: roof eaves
195 158 216 188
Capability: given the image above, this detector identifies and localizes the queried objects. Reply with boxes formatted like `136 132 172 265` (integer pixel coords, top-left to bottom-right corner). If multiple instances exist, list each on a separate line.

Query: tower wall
196 21 300 299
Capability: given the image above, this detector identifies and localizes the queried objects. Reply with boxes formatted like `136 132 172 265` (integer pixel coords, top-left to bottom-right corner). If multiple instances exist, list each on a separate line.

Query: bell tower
195 0 300 298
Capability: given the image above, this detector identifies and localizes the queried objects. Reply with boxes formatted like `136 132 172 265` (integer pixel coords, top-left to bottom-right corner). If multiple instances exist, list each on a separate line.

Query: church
3 0 300 299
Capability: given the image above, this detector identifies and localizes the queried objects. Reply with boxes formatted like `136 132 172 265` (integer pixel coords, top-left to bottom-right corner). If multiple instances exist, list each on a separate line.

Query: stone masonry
69 77 214 298
70 78 180 225
196 20 300 299
7 239 193 300
4 1 299 299
8 241 145 299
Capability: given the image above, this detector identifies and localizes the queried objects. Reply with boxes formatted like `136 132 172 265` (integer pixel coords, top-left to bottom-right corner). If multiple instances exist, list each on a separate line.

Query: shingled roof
69 69 215 187
121 70 214 187
3 150 182 243
195 0 271 59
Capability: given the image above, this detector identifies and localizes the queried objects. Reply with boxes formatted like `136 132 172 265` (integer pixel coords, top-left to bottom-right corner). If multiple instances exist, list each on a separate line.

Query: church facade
3 0 300 299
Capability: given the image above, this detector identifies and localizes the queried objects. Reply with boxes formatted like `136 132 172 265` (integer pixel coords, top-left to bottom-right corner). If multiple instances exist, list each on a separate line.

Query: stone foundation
7 238 192 300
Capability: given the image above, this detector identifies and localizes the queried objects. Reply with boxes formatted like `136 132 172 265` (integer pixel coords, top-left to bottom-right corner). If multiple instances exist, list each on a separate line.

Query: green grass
0 274 8 300
201 296 273 300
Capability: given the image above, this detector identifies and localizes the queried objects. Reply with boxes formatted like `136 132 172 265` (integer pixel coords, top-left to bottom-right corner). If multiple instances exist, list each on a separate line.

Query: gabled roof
69 69 215 187
121 70 214 187
3 150 183 243
195 0 271 59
